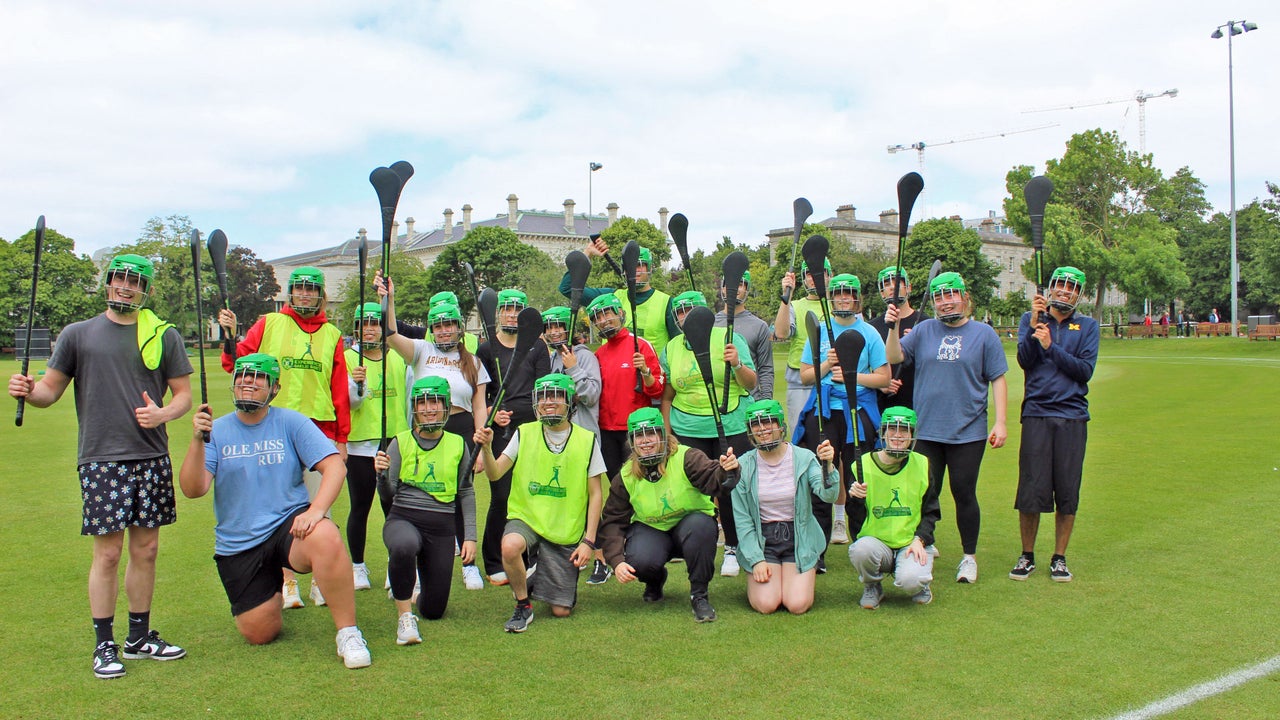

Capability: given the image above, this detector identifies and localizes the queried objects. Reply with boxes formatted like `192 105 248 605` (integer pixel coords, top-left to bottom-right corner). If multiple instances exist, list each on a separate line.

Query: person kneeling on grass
475 374 605 633
730 399 839 615
847 407 940 609
178 353 371 669
598 408 739 623
373 376 478 646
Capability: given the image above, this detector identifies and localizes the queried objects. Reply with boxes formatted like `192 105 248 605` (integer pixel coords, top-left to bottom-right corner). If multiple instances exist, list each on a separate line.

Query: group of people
8 233 1099 676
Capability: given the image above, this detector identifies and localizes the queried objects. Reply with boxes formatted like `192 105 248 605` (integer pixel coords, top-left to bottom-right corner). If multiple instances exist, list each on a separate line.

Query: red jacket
220 307 351 443
594 328 664 431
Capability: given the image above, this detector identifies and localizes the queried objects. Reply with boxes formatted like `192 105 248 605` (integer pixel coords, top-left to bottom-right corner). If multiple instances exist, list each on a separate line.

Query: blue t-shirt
204 407 338 555
799 317 887 414
899 318 1008 444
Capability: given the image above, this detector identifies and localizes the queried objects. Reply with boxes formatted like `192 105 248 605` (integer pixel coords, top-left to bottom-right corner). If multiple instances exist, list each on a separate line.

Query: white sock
834 505 846 522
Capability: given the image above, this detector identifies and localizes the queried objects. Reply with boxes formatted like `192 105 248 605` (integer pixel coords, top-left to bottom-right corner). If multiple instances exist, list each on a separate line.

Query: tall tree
899 218 1001 311
334 250 430 329
108 215 204 338
423 226 556 318
221 247 280 329
0 225 99 347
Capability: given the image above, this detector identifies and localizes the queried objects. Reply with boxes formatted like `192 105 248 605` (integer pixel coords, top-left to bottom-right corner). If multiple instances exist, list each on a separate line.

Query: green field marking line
1107 654 1280 719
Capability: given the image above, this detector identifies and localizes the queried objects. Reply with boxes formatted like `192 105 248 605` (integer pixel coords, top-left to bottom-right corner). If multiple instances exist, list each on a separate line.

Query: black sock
93 617 114 646
127 611 150 643
515 597 531 608
1051 554 1065 563
1022 552 1035 564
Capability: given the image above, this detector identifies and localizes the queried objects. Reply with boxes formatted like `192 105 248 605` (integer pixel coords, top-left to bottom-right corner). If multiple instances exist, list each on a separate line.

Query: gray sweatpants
849 536 933 595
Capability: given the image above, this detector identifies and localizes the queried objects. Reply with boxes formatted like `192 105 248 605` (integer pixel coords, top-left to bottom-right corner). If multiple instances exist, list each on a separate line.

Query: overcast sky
2 1 1275 263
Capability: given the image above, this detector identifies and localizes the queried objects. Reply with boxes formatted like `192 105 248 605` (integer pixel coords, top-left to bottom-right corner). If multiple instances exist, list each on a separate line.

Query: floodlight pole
1212 19 1258 338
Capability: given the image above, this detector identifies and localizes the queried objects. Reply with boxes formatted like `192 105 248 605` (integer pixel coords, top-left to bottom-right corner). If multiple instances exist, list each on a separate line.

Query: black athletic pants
345 454 383 564
915 438 987 555
384 507 455 620
624 513 718 596
803 407 873 550
675 432 751 548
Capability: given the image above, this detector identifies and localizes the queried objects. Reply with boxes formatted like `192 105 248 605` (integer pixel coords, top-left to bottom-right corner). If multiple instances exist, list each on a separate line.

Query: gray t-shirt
48 313 193 464
715 309 774 402
899 318 1007 444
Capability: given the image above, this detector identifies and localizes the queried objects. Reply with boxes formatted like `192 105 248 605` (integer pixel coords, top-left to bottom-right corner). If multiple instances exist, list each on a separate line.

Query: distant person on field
8 254 192 679
179 353 371 669
1009 267 1099 583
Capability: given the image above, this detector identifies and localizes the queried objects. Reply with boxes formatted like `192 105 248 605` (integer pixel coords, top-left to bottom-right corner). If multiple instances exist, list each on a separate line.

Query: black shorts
79 456 177 535
1016 417 1087 514
214 506 308 616
761 521 797 564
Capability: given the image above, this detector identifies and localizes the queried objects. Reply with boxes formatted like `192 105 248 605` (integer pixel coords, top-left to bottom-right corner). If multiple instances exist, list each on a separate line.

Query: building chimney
879 209 899 227
836 204 856 223
462 204 473 234
357 228 367 243
443 209 453 241
405 216 416 239
507 194 519 230
658 207 669 236
564 199 576 233
948 214 962 222
607 202 619 226
392 220 399 243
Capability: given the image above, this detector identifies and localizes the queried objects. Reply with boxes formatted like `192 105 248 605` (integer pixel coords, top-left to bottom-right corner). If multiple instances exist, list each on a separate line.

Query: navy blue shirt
1016 310 1099 420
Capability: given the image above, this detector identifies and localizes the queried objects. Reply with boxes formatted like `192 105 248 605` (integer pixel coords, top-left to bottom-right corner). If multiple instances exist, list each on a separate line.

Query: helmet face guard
533 374 576 426
828 275 862 318
671 291 708 329
428 303 463 351
231 353 281 412
879 406 918 458
1047 267 1086 314
104 269 150 314
877 267 909 305
288 282 323 317
496 289 528 334
745 399 787 453
628 426 668 474
587 298 625 339
410 376 452 433
542 307 572 350
931 289 967 324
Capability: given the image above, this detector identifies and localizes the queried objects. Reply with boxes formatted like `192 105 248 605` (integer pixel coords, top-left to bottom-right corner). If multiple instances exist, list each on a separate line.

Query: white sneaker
720 547 741 577
462 565 484 591
384 565 392 591
454 541 461 557
831 519 850 545
310 581 327 606
956 556 978 584
282 579 304 609
927 544 940 558
336 627 372 669
489 571 509 586
411 574 421 605
353 563 371 591
395 612 422 646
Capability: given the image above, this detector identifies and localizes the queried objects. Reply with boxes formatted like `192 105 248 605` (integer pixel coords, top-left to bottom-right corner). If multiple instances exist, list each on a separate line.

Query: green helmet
231 353 281 412
745 399 787 452
542 306 571 328
928 272 967 323
356 302 382 322
637 246 653 266
497 289 527 333
409 376 452 432
1048 266 1086 313
672 291 708 314
103 254 154 312
427 303 464 351
799 258 832 275
627 407 669 470
877 266 909 286
533 373 576 425
287 266 325 317
879 406 918 458
429 291 459 307
829 273 861 293
586 294 625 338
542 306 573 349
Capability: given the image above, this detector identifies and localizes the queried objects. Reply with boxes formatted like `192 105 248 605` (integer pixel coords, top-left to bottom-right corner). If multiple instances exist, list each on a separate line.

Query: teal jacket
731 446 839 574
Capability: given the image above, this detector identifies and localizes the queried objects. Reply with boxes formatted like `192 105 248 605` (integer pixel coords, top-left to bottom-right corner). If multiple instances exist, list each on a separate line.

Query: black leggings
345 454 382 564
803 407 873 549
445 412 476 565
625 513 718 595
599 429 631 481
481 414 532 576
675 432 751 548
915 439 987 555
384 507 455 620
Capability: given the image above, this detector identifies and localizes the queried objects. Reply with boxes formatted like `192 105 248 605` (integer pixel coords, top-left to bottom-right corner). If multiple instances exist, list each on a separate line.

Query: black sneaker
816 556 828 575
1050 557 1073 583
93 641 126 679
1008 555 1036 581
691 594 717 623
123 630 187 661
643 568 667 602
504 603 534 633
586 560 613 585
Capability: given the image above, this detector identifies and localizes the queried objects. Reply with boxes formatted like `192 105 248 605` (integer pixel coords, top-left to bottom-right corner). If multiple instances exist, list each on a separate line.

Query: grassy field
1 337 1278 719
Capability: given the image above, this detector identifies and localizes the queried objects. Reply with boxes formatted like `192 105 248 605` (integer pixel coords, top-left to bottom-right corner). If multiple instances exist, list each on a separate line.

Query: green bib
509 421 596 545
621 445 715 531
395 429 464 503
665 327 747 416
856 452 930 549
259 314 341 421
344 348 409 443
136 309 174 371
615 288 671 351
787 296 827 370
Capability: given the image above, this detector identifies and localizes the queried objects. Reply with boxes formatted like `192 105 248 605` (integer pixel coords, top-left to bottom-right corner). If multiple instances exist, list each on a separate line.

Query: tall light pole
1212 19 1258 338
588 162 603 230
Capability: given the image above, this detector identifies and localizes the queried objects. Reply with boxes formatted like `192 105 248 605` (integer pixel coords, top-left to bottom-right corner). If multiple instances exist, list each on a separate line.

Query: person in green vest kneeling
374 377 477 645
847 407 940 609
475 374 605 633
598 408 739 623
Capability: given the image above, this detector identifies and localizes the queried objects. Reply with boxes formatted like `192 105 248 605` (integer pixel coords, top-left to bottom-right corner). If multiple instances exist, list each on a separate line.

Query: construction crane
886 123 1060 170
1022 88 1178 154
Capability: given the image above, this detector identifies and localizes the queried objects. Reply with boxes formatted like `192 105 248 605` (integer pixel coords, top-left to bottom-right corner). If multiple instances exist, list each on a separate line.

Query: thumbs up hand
135 391 164 429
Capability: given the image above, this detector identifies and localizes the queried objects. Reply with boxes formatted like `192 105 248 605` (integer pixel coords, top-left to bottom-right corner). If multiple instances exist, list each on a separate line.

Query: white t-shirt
756 445 796 523
409 339 490 413
502 425 607 478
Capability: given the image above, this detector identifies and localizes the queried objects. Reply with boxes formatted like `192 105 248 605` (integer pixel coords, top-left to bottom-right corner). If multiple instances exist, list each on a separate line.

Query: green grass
2 338 1279 719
